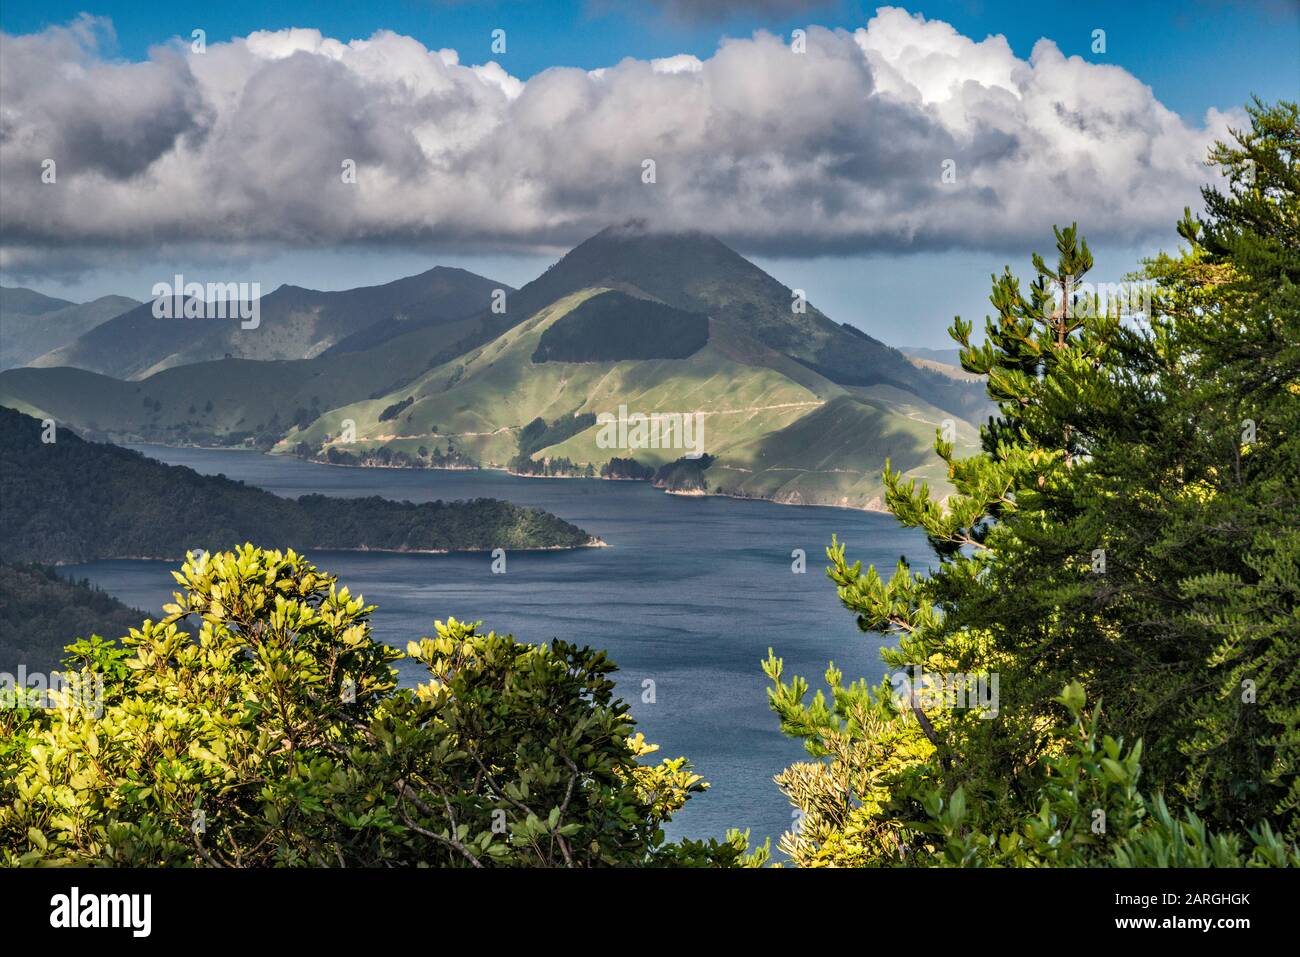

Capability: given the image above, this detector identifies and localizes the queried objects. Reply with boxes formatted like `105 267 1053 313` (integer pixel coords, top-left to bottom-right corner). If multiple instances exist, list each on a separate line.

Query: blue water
62 446 931 850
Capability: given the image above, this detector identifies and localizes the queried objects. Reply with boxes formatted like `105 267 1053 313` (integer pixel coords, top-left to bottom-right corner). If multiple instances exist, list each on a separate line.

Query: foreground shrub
0 545 756 867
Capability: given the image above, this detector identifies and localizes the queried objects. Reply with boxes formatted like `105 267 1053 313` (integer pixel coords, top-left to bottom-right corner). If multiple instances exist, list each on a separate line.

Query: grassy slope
702 389 980 508
287 288 981 507
286 288 827 467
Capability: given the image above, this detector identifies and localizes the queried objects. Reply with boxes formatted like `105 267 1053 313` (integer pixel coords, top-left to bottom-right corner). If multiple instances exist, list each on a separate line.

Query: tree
916 684 1298 867
763 99 1299 865
0 546 759 867
1148 99 1300 831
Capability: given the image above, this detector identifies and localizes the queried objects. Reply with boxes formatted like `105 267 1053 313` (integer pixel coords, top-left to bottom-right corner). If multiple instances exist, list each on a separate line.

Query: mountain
267 224 986 508
0 563 144 672
31 267 511 380
0 407 596 563
283 285 983 509
901 346 964 367
0 287 139 370
481 222 987 418
899 345 981 382
0 286 75 315
0 225 990 509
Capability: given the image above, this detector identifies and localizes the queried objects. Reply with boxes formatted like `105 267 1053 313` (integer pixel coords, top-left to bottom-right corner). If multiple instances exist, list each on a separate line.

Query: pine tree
764 99 1300 862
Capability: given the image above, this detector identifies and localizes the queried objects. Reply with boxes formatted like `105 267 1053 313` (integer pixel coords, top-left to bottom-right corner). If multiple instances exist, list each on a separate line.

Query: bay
62 445 931 851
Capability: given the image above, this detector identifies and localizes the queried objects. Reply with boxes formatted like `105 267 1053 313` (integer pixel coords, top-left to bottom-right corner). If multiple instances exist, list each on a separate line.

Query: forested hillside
0 563 144 671
531 290 709 362
0 407 596 562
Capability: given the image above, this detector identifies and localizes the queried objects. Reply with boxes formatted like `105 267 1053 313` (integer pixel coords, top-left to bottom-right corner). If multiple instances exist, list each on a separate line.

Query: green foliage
600 457 656 480
917 686 1299 867
323 443 475 469
763 100 1300 866
508 453 587 477
652 454 714 491
376 396 414 422
517 412 599 459
508 412 601 476
762 649 937 865
0 546 749 867
1154 99 1300 828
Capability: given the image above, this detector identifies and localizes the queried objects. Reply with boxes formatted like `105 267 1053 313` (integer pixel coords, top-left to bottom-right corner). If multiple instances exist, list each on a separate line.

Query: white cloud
0 8 1238 274
651 54 704 74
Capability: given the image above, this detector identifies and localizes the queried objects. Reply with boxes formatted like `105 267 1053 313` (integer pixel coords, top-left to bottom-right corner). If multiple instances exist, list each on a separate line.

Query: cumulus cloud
0 7 1236 274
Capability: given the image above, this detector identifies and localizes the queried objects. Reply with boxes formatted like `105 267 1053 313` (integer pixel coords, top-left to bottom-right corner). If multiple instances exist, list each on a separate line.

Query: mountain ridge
31 266 513 380
0 290 140 371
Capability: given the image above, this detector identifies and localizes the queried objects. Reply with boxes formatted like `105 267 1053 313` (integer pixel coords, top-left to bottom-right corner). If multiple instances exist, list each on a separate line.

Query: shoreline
120 438 888 516
46 537 608 567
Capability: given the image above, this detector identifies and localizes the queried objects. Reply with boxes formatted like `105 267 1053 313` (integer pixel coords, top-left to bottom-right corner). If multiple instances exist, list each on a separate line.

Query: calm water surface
63 446 931 849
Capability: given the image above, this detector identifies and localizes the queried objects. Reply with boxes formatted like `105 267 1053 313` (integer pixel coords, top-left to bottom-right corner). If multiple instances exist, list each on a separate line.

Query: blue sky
4 0 1294 120
1 1 1295 347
